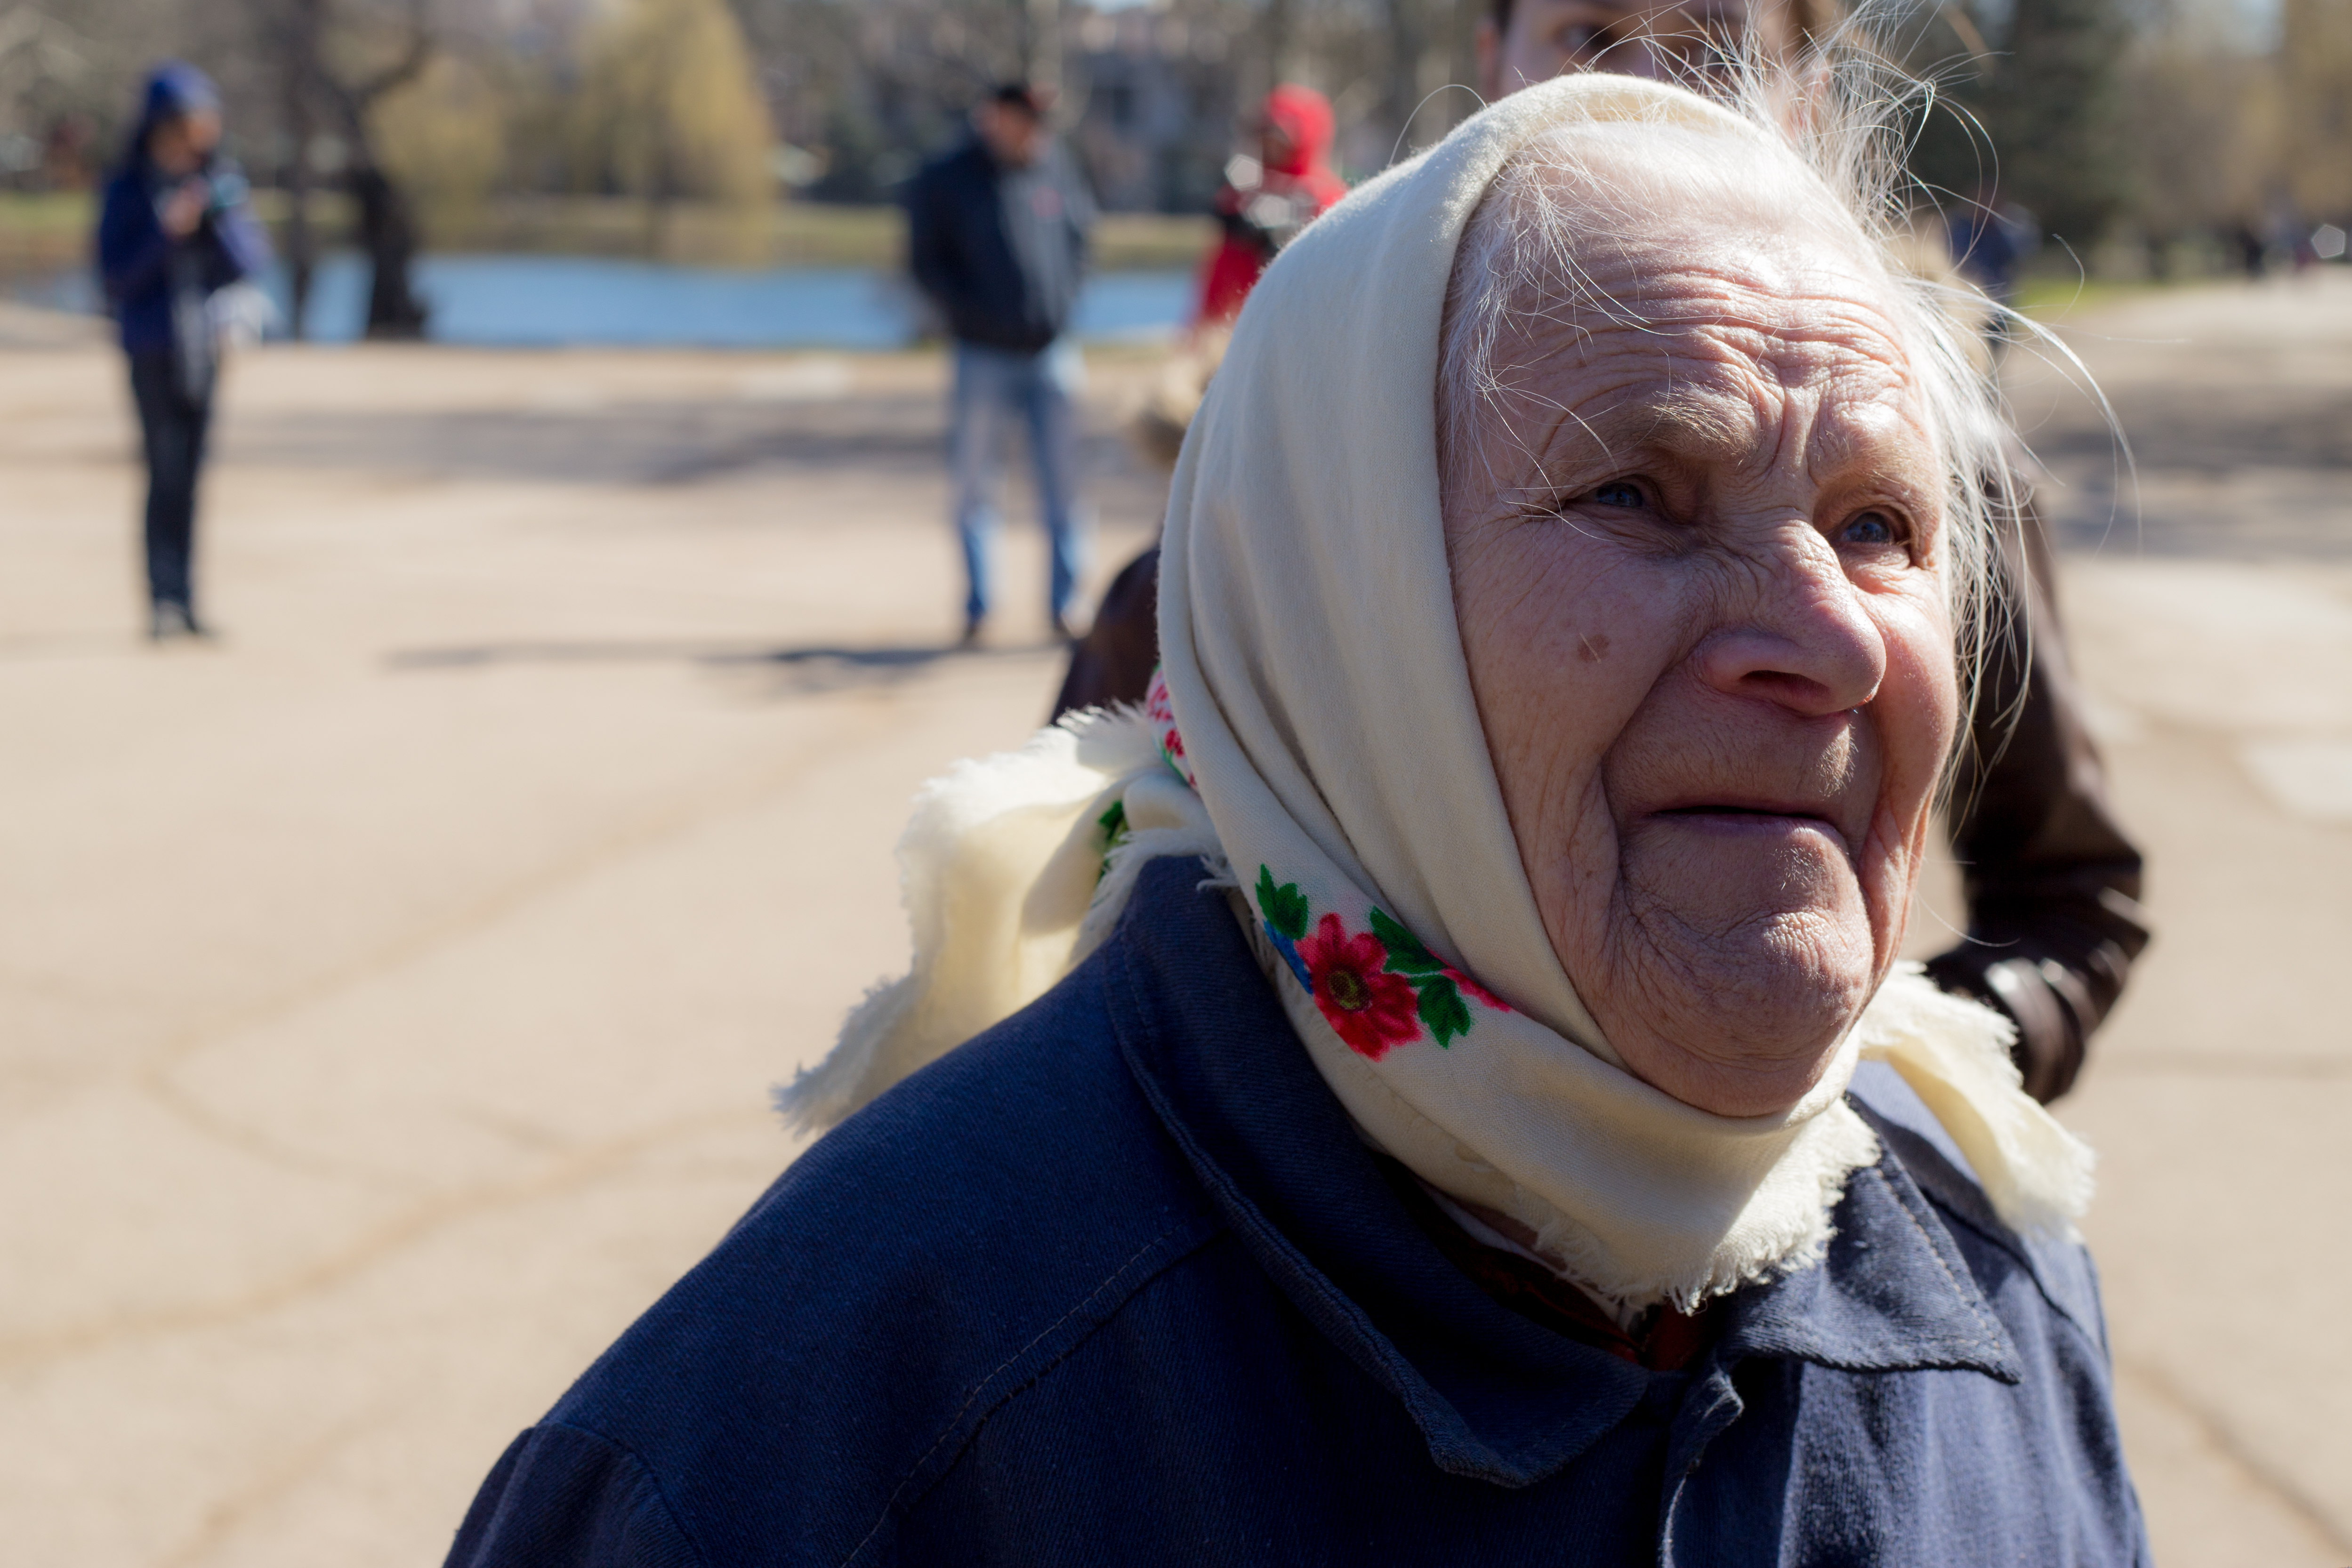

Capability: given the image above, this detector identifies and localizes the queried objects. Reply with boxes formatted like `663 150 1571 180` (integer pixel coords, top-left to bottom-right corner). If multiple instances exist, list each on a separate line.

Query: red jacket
1197 85 1349 325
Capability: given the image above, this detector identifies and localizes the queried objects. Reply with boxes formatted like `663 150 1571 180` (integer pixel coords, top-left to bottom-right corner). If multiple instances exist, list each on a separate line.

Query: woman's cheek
1859 584 1957 956
1870 581 1960 791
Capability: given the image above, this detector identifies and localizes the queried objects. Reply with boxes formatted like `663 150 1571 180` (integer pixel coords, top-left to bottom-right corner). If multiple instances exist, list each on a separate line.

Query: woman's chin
1593 906 1877 1117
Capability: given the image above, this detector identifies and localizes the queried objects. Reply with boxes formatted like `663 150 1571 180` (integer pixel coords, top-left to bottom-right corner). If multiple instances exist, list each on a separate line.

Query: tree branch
349 0 433 109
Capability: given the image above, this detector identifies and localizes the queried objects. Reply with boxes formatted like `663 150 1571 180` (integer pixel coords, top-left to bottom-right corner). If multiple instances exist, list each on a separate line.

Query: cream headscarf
784 74 2092 1315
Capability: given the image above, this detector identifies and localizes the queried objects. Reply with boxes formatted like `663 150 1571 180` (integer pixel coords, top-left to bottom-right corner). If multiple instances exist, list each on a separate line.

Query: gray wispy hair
1436 25 2092 774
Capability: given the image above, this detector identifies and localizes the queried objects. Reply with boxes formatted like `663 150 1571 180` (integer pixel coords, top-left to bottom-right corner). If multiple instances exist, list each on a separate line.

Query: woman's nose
1693 539 1886 717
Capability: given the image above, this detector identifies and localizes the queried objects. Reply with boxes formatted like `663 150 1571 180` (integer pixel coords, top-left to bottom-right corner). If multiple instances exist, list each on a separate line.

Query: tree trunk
279 0 323 340
284 152 314 342
352 164 428 338
261 0 432 340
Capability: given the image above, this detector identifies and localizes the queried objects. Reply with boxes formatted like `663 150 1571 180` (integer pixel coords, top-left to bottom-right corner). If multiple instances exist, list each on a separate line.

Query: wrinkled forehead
1447 119 1926 458
1482 119 1885 307
1509 240 1915 396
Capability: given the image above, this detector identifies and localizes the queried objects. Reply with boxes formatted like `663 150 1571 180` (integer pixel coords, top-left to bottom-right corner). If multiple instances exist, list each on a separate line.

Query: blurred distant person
97 62 269 641
1058 88 1347 714
1947 186 2039 321
2272 199 2320 275
1061 0 2149 1106
2230 221 2268 279
1194 86 1349 327
906 82 1097 647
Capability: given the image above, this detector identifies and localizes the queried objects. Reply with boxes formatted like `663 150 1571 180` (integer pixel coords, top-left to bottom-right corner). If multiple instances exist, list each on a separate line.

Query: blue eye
1841 511 1897 547
1592 480 1645 509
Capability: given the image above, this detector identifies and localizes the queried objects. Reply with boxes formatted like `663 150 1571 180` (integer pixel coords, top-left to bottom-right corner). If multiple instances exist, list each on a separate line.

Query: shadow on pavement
383 639 1064 694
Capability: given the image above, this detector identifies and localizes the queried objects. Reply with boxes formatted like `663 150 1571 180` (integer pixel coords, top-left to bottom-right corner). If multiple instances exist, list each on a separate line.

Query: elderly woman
446 72 2144 1567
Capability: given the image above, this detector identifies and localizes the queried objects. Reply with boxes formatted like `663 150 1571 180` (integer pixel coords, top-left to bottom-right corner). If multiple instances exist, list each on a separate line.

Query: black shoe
958 615 986 650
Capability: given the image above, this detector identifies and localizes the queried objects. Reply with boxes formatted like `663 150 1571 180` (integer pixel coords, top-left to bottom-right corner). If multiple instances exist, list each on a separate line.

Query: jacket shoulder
1861 1103 2109 1350
96 173 146 233
446 1424 703 1568
452 949 1224 1567
907 142 985 196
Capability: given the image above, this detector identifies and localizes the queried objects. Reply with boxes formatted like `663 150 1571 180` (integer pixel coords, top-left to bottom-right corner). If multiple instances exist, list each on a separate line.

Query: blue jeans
950 339 1085 625
129 350 212 612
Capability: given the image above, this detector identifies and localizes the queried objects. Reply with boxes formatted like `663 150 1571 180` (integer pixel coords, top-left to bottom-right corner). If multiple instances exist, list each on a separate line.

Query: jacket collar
1105 859 2020 1489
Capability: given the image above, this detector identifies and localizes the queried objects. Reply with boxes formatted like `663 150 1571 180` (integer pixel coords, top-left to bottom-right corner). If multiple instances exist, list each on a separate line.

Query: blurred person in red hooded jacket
1193 86 1349 328
1053 88 1348 718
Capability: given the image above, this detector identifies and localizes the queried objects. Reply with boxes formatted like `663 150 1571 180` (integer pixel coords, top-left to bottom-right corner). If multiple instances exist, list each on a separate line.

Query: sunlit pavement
0 277 2347 1565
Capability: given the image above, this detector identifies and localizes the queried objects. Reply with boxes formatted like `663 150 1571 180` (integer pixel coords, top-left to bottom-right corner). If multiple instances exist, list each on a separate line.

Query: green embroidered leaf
1417 975 1473 1046
1369 907 1443 974
1255 865 1309 941
1095 801 1132 883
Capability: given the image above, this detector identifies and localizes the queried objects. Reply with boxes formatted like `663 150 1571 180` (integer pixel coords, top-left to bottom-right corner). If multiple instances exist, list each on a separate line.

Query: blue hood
131 61 219 157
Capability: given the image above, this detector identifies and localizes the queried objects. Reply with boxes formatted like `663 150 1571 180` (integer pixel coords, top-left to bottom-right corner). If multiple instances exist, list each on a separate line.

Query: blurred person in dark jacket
1946 186 2040 313
1056 0 2148 1106
906 83 1098 647
96 62 272 641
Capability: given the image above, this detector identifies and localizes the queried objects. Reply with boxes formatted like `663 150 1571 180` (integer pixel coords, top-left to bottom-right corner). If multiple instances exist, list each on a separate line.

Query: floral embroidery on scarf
1253 864 1509 1058
1152 665 1506 1057
1297 913 1423 1058
1144 667 1194 787
1095 799 1131 882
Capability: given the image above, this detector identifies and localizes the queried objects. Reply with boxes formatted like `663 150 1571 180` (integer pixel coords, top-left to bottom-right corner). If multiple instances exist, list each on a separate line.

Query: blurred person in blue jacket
1946 184 2040 328
905 82 1097 648
96 62 271 640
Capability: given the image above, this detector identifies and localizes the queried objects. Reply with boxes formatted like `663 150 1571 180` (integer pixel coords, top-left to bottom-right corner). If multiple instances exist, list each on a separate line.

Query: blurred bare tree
0 0 2340 296
736 0 1485 212
2117 10 2279 266
252 0 433 338
1978 0 2133 245
567 0 773 244
1908 0 2133 252
0 0 193 188
0 5 93 181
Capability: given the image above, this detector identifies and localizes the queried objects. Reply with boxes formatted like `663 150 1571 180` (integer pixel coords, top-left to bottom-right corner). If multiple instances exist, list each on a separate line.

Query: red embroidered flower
1144 668 1192 784
1297 912 1423 1059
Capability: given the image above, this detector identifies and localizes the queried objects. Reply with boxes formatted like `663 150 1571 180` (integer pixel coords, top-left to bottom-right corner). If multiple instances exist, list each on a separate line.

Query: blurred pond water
17 252 1197 348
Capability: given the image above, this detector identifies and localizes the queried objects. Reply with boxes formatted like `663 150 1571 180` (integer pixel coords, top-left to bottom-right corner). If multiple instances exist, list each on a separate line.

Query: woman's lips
1651 802 1851 850
1657 802 1832 823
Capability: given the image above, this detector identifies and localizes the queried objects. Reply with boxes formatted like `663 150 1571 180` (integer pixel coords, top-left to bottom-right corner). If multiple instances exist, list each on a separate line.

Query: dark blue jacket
905 137 1093 354
95 66 271 361
97 161 271 357
446 858 2149 1567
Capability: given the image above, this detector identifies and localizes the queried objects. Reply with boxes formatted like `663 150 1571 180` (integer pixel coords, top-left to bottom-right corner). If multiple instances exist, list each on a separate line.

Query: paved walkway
1 277 2346 1565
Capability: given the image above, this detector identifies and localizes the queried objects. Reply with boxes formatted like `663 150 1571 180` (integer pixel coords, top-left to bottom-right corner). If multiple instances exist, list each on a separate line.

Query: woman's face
148 109 220 177
1445 213 1957 1118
